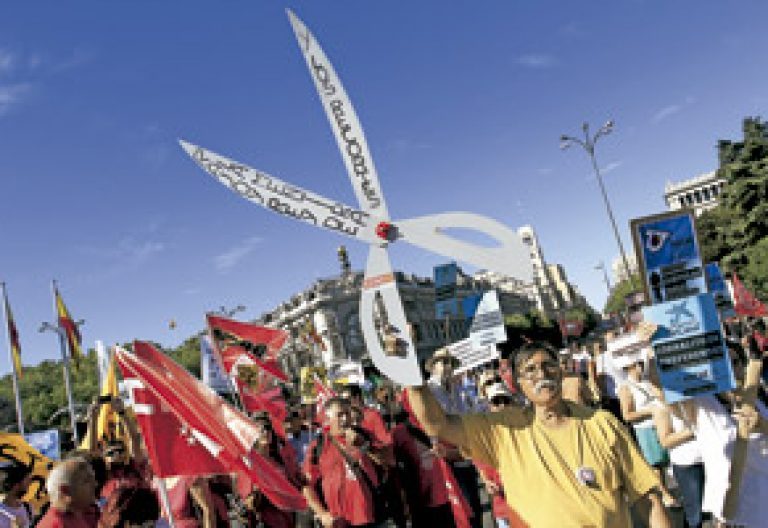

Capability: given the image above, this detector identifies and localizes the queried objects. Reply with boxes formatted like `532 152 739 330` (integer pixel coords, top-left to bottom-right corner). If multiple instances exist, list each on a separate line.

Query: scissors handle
395 212 534 282
360 246 423 386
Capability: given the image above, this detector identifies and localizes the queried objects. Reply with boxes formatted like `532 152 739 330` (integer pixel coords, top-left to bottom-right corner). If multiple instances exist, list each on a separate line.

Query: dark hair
99 485 159 528
340 384 363 401
512 342 559 377
324 396 350 413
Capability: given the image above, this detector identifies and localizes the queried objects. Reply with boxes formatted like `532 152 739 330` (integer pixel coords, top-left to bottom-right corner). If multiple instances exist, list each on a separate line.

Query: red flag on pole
732 273 768 317
116 342 306 510
54 286 82 362
207 315 288 358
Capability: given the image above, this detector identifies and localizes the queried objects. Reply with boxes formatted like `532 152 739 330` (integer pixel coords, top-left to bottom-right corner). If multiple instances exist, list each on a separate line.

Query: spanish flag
80 354 124 450
55 286 82 362
2 287 22 378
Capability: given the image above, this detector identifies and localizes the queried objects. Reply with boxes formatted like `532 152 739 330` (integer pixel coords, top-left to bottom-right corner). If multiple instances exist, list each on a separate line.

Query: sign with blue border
24 429 60 460
642 293 735 403
631 210 706 304
704 262 736 320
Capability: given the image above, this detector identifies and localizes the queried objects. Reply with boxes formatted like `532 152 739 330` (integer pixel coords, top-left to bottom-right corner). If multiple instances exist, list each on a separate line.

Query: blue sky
2 1 767 374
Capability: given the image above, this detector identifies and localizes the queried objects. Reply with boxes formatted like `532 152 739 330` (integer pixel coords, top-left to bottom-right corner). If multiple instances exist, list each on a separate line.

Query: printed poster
642 293 735 403
631 210 706 304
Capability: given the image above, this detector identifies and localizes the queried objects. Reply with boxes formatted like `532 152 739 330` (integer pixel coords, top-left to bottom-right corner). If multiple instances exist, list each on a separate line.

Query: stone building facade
257 268 534 372
664 170 725 216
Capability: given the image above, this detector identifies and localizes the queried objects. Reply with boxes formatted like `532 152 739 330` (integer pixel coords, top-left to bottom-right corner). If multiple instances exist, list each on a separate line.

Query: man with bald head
408 341 673 528
37 458 99 528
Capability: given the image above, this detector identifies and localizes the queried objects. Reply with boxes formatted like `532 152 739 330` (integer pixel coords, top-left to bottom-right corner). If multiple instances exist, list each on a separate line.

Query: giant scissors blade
396 212 534 282
360 245 423 386
179 140 379 244
286 10 389 220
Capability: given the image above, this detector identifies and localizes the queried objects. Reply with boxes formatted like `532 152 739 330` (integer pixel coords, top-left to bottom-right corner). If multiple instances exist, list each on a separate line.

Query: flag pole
156 477 177 528
1 282 25 435
51 280 79 444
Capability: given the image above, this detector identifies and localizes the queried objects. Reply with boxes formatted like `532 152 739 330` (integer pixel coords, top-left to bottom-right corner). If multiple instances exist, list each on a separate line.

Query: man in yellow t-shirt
408 342 672 528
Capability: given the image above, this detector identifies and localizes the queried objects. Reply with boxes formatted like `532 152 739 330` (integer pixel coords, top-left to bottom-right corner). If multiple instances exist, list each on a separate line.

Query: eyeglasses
490 396 512 406
518 360 560 380
104 448 125 458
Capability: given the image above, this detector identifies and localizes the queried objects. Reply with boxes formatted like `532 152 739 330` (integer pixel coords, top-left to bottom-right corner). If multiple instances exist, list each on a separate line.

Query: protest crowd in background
0 310 766 528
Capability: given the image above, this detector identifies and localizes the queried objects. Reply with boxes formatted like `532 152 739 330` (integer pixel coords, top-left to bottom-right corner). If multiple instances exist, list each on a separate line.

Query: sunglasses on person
490 395 512 406
104 447 126 458
518 360 560 380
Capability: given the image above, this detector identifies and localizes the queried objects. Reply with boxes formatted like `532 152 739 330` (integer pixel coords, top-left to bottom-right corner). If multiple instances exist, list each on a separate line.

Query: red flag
240 386 288 439
119 369 229 478
207 315 287 358
54 286 82 362
401 389 472 528
116 342 306 511
207 315 289 388
732 273 768 317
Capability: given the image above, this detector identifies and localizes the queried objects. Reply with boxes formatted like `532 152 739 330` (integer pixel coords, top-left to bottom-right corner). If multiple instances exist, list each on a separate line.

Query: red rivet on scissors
376 221 393 240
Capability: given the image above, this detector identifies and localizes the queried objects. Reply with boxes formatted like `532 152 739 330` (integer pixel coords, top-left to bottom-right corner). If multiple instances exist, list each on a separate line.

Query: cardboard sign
23 429 60 461
631 210 706 304
468 291 506 347
328 361 365 385
642 293 735 403
299 366 328 404
451 338 499 375
200 335 231 394
704 262 736 320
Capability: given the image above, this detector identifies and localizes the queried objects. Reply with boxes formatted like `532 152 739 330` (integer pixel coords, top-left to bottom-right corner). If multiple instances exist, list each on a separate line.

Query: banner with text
642 293 735 403
631 210 706 305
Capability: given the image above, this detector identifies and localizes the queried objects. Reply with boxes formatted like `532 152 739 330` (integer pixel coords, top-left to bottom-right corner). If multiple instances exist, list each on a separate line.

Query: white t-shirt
0 503 30 528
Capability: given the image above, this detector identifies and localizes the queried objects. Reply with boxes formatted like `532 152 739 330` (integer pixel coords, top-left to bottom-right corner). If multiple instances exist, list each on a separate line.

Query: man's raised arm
406 385 468 450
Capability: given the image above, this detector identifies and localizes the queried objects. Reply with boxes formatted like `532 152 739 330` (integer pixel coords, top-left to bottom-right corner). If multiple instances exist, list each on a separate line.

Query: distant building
516 225 564 314
611 253 639 284
664 170 725 216
257 267 534 373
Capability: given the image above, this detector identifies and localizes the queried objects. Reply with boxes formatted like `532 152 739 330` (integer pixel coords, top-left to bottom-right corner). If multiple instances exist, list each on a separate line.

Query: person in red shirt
245 412 304 527
37 458 100 528
85 397 149 501
302 397 382 528
392 411 455 527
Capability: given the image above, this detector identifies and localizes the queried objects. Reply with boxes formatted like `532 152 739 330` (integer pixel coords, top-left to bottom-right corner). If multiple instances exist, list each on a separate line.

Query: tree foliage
603 273 642 315
698 117 768 300
0 338 202 433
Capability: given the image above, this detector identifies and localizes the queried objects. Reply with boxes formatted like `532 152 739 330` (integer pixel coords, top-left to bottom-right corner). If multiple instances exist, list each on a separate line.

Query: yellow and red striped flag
55 287 82 362
3 291 22 378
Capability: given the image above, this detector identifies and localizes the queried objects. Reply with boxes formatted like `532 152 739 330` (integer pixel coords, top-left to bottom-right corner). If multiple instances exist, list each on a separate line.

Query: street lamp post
595 261 612 297
561 121 635 290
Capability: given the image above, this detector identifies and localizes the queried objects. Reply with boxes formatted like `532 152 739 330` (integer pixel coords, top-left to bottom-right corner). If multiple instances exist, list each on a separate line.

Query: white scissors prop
180 10 532 386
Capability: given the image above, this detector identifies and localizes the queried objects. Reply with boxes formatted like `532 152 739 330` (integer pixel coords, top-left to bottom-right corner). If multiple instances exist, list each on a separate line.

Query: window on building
685 194 693 205
678 196 685 208
694 190 702 203
712 185 720 197
702 188 710 201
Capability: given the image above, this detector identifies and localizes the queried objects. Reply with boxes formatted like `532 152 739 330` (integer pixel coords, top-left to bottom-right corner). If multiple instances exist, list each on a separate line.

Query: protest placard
630 210 706 304
642 293 735 403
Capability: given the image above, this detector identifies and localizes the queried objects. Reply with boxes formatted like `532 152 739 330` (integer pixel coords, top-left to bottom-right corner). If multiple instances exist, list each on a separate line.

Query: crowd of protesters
1 318 766 528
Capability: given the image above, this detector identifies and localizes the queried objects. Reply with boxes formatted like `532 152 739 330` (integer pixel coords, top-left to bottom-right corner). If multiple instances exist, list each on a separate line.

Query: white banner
450 338 499 375
469 291 507 347
200 335 231 394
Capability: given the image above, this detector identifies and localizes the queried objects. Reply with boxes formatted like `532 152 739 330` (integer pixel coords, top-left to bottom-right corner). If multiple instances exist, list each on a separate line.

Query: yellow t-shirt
461 402 660 527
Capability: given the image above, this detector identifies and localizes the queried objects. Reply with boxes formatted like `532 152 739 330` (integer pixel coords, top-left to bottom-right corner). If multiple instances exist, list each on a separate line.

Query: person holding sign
408 342 672 527
615 354 679 508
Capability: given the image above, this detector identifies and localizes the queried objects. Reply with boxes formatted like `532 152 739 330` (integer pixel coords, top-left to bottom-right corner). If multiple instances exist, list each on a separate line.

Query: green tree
603 273 642 315
698 117 768 300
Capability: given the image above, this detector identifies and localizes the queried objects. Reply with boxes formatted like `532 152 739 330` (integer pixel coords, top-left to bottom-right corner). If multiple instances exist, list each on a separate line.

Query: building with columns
256 259 535 373
664 170 726 216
